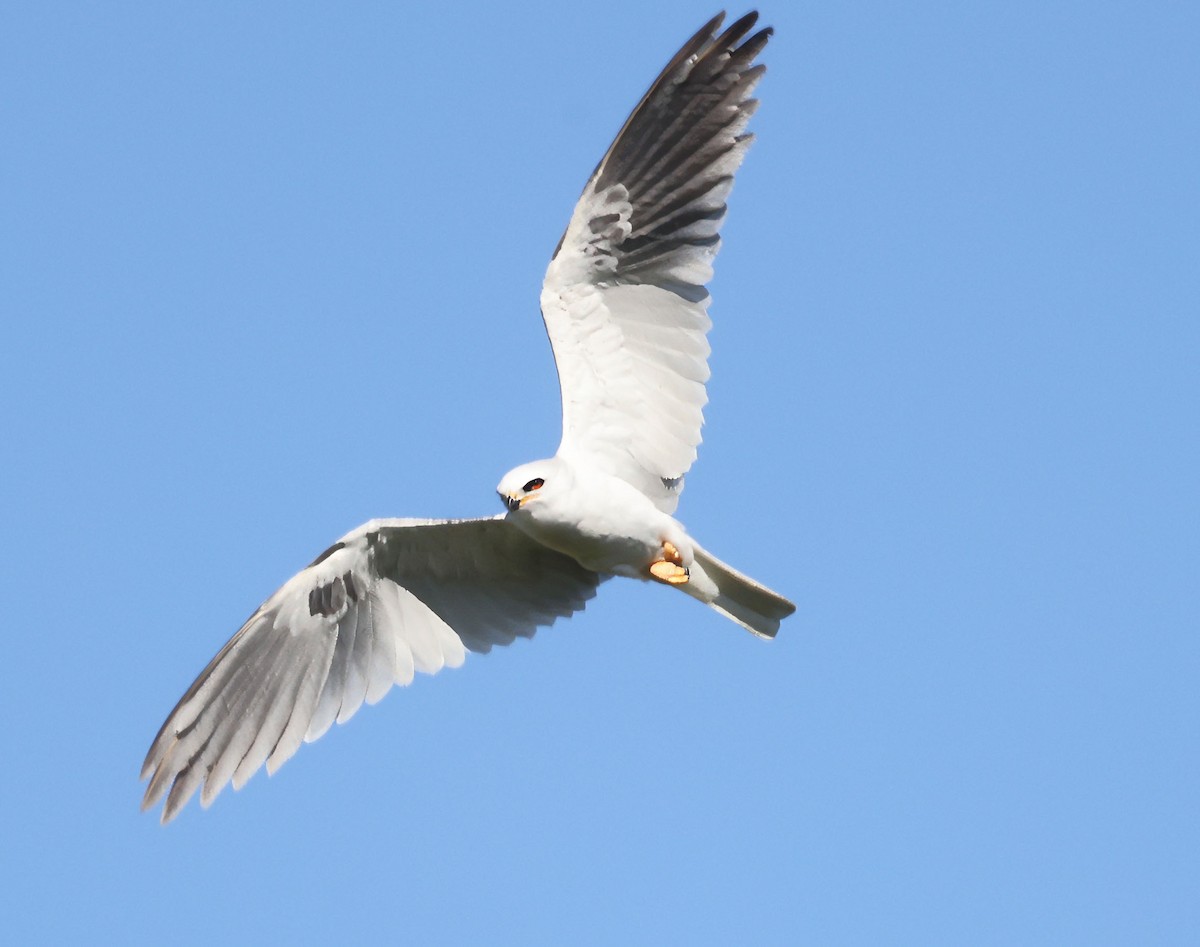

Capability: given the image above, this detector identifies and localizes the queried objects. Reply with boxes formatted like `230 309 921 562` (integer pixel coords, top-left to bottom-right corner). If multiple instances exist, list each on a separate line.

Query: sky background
2 2 1197 943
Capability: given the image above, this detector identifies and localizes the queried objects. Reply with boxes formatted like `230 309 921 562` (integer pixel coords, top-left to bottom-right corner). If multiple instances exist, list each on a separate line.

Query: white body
497 457 792 638
503 458 692 578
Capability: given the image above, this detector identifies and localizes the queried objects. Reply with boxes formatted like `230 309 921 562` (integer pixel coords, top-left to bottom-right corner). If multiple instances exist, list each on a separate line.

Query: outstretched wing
541 12 770 513
141 516 600 823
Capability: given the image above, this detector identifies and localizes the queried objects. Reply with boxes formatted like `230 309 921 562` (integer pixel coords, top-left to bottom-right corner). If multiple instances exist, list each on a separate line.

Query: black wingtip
719 11 760 45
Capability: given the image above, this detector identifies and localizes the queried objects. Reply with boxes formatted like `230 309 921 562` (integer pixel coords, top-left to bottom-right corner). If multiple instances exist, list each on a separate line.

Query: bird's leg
648 540 690 585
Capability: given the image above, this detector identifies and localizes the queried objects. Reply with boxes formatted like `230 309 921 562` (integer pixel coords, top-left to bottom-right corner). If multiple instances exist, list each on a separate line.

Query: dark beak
500 492 521 513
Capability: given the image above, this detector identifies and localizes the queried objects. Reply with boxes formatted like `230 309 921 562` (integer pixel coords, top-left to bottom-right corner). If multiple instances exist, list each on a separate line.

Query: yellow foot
649 541 690 585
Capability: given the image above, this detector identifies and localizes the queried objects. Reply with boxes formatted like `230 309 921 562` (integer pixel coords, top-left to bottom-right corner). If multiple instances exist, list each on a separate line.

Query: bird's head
496 458 564 514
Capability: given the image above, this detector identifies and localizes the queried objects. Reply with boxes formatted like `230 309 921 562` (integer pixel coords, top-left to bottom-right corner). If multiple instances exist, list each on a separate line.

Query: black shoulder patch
308 541 346 568
588 212 622 234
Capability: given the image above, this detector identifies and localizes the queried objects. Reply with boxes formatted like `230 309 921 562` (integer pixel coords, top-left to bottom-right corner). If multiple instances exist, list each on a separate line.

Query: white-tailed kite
142 10 794 823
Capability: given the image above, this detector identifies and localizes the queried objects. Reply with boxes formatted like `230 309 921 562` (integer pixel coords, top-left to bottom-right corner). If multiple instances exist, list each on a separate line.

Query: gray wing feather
141 516 600 823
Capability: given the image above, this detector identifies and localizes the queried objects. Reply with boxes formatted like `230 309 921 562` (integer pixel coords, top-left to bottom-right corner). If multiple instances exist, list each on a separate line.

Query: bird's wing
541 12 770 513
141 516 600 823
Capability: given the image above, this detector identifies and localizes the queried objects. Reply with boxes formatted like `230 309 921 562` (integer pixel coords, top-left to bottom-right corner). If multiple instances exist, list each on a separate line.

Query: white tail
684 544 796 638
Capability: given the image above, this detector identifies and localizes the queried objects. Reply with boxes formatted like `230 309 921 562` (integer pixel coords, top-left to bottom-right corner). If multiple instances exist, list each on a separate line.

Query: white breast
512 465 680 577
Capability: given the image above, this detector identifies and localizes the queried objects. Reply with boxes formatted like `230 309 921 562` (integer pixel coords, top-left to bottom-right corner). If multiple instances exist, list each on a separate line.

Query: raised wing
141 516 600 823
541 12 770 513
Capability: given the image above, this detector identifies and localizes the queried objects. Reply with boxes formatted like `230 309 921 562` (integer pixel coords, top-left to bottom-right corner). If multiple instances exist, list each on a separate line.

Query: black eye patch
522 478 545 492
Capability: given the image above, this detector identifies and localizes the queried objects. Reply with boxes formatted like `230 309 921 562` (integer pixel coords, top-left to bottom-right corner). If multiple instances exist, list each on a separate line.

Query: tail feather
686 545 796 638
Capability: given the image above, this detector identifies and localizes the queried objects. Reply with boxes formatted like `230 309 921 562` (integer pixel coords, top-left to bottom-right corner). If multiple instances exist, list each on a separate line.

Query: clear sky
2 2 1197 944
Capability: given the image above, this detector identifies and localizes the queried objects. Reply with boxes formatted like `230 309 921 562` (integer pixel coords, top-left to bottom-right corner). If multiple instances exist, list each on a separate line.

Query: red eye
523 478 545 492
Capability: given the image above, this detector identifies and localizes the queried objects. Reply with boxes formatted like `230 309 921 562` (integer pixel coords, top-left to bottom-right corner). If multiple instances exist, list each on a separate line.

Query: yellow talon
649 541 690 585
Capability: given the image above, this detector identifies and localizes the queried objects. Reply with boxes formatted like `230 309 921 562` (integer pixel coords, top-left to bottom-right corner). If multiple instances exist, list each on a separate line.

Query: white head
496 457 569 514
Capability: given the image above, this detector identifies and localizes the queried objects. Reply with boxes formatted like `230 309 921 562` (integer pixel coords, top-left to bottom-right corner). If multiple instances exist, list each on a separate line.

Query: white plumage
143 11 794 824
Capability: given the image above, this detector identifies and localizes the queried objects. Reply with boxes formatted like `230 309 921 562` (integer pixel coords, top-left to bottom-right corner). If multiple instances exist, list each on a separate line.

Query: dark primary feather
555 10 771 294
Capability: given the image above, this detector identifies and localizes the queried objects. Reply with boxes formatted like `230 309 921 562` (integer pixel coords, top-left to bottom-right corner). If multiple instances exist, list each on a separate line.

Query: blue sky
2 2 1197 943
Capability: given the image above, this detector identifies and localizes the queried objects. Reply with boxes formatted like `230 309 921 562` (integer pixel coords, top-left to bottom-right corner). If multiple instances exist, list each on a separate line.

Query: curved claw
649 541 690 585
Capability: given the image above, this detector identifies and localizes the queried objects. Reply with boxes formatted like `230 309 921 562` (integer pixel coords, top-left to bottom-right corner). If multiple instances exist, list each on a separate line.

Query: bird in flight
142 10 794 824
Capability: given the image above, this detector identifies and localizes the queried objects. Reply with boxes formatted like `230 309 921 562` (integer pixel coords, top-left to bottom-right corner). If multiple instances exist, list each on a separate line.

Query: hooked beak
500 492 521 513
